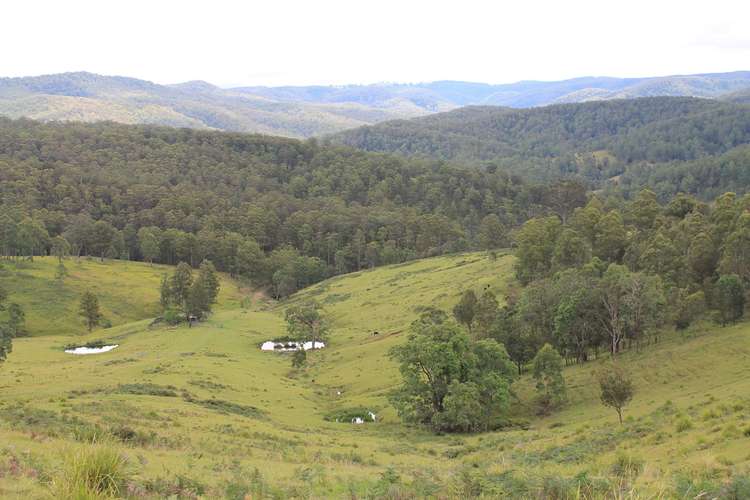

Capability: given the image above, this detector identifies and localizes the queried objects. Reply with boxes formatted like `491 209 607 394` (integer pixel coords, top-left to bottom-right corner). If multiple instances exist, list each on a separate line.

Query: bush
163 307 184 325
50 441 132 498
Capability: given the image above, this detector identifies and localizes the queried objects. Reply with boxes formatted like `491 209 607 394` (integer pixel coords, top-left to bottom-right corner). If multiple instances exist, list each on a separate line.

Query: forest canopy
331 97 750 200
0 118 578 295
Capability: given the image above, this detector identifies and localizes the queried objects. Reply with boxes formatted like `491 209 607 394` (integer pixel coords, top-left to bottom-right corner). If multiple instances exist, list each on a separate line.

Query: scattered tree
452 290 477 333
473 289 499 338
597 363 634 425
291 349 307 369
186 260 220 321
0 324 11 366
5 303 26 337
0 287 14 364
389 310 515 433
284 301 329 349
79 290 102 333
715 274 745 325
532 344 567 414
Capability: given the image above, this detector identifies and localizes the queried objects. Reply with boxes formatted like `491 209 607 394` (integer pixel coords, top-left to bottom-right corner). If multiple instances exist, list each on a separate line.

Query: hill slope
0 257 242 336
1 254 750 497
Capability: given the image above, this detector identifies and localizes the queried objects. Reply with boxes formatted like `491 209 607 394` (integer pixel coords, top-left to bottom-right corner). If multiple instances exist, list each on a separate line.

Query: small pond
260 340 325 352
64 344 119 355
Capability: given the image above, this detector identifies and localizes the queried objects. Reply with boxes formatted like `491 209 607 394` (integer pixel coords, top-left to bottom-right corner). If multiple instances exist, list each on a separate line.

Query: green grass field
1 253 749 498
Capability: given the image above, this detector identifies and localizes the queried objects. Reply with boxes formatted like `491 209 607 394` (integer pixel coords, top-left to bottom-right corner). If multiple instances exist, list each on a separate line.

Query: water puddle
64 344 119 355
260 340 325 352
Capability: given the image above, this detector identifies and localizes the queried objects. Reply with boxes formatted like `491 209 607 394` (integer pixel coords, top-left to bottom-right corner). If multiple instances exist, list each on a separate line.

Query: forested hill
330 97 750 200
0 118 575 296
0 72 426 138
3 71 750 139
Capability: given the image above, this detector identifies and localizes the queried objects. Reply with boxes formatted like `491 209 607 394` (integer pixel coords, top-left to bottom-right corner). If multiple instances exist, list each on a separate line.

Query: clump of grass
721 424 741 439
723 475 750 499
102 358 137 366
138 474 206 498
611 452 644 477
50 440 132 499
702 408 719 421
676 417 694 433
223 468 277 500
114 383 179 397
188 379 229 391
185 397 265 419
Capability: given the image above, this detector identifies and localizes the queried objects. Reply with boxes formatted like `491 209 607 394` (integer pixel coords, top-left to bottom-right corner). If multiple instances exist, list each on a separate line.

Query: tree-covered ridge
0 118 572 296
332 97 732 159
331 97 750 197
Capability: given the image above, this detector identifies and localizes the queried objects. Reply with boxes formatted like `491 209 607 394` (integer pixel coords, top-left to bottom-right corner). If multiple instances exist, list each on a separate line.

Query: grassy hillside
1 254 749 498
0 257 242 336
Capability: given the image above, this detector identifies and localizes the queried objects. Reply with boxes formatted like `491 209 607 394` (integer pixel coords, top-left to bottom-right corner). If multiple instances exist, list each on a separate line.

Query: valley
1 255 749 498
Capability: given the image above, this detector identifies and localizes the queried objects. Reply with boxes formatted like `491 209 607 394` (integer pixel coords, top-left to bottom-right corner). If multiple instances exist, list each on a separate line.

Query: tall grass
49 440 132 499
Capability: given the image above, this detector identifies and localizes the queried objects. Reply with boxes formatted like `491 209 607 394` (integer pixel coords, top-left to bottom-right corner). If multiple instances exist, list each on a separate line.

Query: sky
2 0 749 88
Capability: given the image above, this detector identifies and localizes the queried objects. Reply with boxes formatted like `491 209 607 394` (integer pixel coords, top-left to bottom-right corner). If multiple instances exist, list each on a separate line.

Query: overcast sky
2 0 749 87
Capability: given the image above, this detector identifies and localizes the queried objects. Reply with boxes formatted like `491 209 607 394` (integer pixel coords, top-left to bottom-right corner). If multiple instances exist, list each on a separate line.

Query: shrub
163 307 184 325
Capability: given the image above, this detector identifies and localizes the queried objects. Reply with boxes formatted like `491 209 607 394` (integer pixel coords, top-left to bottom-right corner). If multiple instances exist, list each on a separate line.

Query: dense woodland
495 189 750 369
332 97 750 199
0 118 584 296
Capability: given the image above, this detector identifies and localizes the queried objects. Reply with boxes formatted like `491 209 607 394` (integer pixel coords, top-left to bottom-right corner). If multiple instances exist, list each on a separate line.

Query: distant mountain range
1 71 750 137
